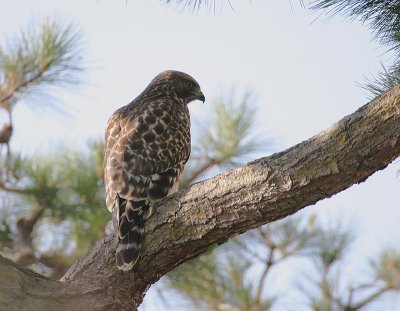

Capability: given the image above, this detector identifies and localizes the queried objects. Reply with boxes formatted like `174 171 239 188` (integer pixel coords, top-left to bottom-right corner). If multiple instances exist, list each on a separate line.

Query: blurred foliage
196 92 263 166
163 216 318 310
372 249 400 290
0 141 109 276
182 91 268 187
0 17 84 112
0 17 87 278
21 140 108 247
163 215 400 311
299 227 400 311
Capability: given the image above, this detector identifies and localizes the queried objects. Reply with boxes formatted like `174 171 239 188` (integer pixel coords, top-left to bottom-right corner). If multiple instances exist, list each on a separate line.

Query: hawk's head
150 70 205 104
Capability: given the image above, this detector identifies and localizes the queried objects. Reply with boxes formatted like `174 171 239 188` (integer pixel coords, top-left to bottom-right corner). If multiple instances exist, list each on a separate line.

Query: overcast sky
0 0 399 310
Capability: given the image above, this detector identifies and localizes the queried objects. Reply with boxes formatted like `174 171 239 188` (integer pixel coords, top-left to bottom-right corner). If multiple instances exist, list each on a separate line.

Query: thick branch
1 86 400 310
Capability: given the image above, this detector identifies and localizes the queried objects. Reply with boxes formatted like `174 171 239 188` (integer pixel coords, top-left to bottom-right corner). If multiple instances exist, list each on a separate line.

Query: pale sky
0 0 399 310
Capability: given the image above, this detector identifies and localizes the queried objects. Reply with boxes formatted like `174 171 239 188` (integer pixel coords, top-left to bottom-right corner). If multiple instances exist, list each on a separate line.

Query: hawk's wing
104 99 191 213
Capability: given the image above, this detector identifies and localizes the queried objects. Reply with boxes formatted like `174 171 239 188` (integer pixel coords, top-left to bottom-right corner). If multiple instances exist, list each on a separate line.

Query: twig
349 286 391 310
0 59 53 105
182 157 221 187
254 246 275 304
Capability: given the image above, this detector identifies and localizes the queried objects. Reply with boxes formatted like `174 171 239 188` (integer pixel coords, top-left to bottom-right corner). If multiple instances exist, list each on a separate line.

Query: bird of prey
104 70 205 271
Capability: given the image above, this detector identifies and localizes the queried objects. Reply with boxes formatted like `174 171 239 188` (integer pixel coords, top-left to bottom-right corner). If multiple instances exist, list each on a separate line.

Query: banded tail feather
114 197 152 271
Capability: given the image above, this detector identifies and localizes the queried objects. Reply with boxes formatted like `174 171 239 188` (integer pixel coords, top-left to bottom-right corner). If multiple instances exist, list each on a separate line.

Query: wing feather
104 98 190 212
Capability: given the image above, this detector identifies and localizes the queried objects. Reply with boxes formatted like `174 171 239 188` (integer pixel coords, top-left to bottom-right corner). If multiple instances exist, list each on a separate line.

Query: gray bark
1 86 400 310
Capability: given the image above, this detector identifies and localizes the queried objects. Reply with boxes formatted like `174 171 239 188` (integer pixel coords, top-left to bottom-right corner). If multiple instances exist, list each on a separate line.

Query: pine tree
0 3 399 310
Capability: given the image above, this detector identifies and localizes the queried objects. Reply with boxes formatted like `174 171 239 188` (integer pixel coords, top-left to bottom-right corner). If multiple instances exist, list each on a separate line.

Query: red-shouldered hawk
105 70 205 271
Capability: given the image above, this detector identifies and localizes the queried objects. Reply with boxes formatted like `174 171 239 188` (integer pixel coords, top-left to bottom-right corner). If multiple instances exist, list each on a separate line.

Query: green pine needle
0 17 85 111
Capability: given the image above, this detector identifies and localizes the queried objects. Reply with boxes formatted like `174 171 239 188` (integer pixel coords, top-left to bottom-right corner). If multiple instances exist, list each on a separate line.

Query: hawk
104 70 205 271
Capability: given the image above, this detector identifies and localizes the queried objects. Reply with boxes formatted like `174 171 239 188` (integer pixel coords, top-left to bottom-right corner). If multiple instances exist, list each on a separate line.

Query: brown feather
104 70 204 271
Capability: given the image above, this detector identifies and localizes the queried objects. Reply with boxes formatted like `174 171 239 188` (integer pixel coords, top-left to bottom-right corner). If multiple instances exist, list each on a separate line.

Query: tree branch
349 286 391 310
182 157 221 186
254 246 275 304
12 204 46 266
1 85 400 310
0 58 54 107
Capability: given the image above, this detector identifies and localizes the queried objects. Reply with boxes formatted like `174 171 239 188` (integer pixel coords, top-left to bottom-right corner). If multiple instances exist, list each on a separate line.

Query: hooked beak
197 92 205 103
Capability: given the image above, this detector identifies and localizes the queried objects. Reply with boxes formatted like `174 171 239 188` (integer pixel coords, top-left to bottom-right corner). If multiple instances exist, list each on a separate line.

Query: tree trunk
1 86 400 310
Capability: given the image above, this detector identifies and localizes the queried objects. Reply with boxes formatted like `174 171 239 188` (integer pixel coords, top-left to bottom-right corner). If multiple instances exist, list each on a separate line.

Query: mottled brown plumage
104 70 205 271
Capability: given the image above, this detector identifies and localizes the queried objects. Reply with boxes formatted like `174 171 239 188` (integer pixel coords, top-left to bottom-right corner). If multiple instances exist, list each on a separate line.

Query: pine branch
182 90 269 186
13 203 46 266
362 63 400 97
349 286 391 310
0 180 34 195
254 246 275 304
0 17 85 111
0 58 50 105
181 157 221 187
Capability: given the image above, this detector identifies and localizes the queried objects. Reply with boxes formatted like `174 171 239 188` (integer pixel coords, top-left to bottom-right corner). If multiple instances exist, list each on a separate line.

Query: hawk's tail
114 199 151 271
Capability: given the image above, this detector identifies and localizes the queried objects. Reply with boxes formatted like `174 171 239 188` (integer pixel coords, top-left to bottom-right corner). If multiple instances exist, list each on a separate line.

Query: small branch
346 286 355 310
13 204 46 266
254 246 275 304
0 59 53 106
347 286 391 310
232 239 267 263
0 180 36 195
182 157 221 186
349 281 379 294
16 204 45 235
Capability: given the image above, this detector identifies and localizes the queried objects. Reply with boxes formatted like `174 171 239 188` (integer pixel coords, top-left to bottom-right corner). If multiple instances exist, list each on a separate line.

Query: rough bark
0 86 400 310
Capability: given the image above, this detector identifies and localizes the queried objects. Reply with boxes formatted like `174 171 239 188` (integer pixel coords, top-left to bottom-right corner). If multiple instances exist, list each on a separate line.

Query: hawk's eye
187 81 195 89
